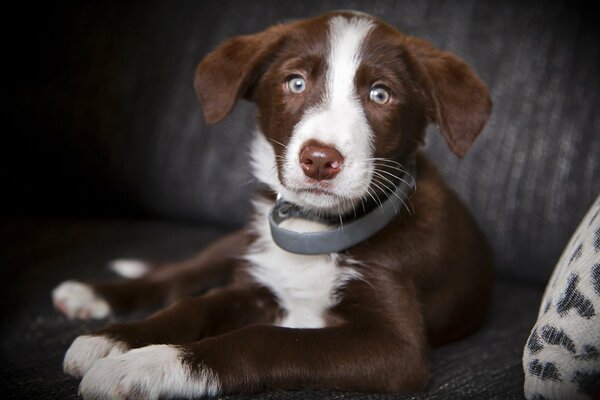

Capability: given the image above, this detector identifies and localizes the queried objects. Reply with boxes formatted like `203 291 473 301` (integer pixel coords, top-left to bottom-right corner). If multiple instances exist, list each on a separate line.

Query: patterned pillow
523 195 600 400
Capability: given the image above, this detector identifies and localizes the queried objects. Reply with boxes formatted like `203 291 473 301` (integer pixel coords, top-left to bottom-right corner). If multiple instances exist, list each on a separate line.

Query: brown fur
59 11 493 395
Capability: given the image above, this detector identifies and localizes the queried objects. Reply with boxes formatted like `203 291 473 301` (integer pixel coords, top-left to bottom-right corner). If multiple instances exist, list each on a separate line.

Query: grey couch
3 1 599 399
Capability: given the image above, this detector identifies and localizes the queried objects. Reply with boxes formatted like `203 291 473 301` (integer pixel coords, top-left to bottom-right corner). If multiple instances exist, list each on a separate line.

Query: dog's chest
244 202 359 329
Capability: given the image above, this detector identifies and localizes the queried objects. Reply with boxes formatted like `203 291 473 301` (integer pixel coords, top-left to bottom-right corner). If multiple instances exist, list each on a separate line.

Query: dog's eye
287 76 306 94
369 85 390 105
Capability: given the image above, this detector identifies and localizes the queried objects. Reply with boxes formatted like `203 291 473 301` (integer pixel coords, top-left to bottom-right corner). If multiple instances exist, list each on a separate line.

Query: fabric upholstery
523 195 600 399
2 219 542 400
6 0 600 285
2 0 600 399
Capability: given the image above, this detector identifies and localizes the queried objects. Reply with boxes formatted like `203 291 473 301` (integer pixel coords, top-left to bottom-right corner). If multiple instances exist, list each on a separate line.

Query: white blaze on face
246 16 371 330
280 15 375 213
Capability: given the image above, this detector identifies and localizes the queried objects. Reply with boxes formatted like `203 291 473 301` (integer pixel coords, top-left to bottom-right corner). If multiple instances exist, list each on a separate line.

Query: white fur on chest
244 201 360 329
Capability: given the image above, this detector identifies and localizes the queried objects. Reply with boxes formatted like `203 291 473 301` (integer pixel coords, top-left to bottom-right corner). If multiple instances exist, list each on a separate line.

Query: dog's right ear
194 24 289 125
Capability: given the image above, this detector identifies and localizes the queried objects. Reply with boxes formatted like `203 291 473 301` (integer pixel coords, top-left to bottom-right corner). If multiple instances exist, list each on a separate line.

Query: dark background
2 1 599 399
4 0 599 283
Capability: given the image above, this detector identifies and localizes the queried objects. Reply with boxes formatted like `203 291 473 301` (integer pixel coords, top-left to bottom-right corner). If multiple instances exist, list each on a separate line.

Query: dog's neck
268 159 417 255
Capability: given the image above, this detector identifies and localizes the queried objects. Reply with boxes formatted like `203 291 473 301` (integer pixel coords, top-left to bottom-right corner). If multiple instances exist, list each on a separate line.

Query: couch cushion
523 195 600 400
2 218 542 399
6 1 599 285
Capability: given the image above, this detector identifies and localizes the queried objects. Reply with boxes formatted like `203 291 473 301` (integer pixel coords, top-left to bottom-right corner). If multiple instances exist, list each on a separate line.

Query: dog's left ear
194 24 290 125
406 37 492 158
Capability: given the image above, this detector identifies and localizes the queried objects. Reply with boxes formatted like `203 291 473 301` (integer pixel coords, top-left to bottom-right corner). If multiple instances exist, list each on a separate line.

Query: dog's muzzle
268 159 417 255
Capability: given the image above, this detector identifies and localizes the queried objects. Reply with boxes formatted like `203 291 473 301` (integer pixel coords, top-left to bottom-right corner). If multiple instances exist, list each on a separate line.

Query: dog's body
53 11 493 399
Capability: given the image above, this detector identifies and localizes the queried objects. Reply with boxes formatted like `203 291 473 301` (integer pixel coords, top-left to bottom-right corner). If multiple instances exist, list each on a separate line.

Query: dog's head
195 11 491 215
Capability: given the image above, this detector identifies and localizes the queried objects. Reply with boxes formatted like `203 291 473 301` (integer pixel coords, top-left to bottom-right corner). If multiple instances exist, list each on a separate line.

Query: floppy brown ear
406 37 492 157
194 24 289 125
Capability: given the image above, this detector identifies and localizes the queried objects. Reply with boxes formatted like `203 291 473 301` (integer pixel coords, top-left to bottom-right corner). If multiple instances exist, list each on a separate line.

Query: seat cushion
2 218 542 399
6 1 600 286
522 195 600 400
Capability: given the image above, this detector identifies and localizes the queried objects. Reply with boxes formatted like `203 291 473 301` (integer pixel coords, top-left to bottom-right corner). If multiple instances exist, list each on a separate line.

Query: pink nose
299 145 344 181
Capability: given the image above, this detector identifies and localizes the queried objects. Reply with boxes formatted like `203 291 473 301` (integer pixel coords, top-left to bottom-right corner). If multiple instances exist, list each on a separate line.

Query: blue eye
369 85 390 104
287 76 306 93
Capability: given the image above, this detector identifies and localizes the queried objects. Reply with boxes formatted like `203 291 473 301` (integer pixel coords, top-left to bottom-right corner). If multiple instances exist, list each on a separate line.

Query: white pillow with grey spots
523 194 600 400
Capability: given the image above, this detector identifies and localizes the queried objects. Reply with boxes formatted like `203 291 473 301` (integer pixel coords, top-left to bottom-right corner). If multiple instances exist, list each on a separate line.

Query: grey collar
268 160 416 255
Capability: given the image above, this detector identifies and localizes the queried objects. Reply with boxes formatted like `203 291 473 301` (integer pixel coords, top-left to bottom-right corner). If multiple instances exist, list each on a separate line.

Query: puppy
53 10 493 399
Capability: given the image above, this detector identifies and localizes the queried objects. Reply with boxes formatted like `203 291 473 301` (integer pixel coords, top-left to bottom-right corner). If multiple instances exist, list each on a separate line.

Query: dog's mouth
292 185 342 208
290 174 356 197
295 185 337 196
282 177 370 216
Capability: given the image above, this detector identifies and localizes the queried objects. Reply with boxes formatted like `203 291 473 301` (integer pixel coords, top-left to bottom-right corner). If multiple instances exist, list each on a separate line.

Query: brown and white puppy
53 11 493 399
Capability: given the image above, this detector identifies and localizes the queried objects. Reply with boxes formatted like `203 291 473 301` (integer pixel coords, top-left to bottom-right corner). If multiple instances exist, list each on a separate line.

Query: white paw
79 345 221 400
64 335 127 378
52 280 111 319
109 259 149 279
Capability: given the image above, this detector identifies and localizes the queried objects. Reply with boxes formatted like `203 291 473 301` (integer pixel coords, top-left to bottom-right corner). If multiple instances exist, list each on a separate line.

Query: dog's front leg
63 284 279 378
78 280 430 398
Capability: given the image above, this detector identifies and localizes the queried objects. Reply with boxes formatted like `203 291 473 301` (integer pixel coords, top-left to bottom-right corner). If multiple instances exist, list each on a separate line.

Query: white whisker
371 176 413 216
367 159 417 189
267 138 288 149
372 168 413 190
370 179 398 215
366 187 383 209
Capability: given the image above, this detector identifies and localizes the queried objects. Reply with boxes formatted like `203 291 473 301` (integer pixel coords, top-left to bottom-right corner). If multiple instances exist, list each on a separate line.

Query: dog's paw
52 280 110 319
79 345 220 400
64 335 127 378
109 259 149 279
